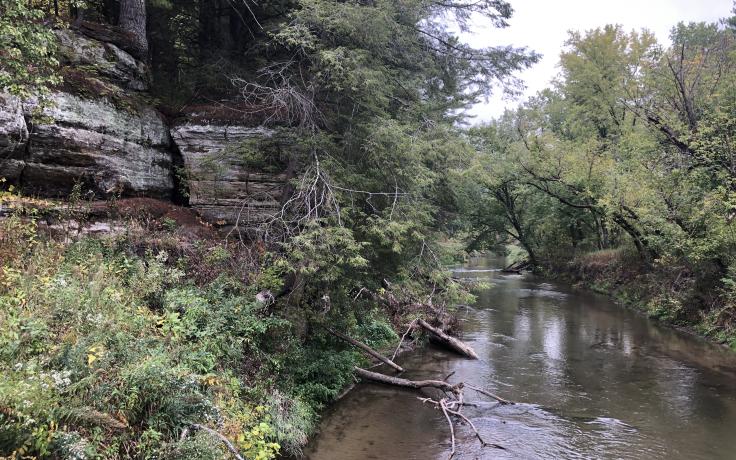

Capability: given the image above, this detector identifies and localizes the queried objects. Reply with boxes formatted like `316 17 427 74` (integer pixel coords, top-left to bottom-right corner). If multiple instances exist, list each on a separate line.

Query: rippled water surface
305 256 736 459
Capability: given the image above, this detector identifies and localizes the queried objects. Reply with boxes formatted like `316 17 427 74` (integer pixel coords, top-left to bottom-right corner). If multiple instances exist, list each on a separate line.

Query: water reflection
305 255 736 459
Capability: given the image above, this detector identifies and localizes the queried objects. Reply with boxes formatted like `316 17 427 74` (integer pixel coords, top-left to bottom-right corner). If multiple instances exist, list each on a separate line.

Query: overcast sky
462 0 734 123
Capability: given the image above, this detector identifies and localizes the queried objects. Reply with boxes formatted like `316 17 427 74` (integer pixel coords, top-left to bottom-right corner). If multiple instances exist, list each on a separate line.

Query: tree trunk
326 328 404 373
417 319 478 359
354 367 460 393
119 0 148 60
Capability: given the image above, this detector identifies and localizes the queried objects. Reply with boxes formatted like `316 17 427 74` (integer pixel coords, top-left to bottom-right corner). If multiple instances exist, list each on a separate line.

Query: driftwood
418 397 506 455
418 319 479 359
327 327 405 372
355 367 512 458
340 282 507 457
355 367 513 405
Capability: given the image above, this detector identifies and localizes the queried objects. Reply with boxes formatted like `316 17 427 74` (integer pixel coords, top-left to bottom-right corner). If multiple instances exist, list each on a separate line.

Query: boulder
171 123 288 226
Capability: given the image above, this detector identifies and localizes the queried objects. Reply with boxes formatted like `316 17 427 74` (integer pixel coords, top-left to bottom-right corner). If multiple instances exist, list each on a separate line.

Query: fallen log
417 319 479 359
502 259 529 274
500 268 522 274
327 328 404 372
354 367 461 394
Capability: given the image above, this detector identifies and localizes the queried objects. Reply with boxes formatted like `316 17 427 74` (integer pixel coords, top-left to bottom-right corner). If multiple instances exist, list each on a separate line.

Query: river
304 255 736 459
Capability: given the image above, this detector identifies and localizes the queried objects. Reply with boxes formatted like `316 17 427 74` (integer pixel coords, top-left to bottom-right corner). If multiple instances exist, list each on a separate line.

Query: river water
304 255 736 459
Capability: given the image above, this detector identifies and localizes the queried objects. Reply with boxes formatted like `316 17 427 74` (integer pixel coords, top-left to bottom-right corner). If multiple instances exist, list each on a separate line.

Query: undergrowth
0 210 402 459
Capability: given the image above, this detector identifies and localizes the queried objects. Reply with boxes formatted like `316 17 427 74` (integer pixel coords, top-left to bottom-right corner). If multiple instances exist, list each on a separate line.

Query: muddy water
304 255 736 459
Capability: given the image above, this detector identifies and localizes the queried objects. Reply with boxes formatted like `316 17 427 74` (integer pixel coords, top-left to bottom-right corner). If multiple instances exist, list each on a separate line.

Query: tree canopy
456 13 736 338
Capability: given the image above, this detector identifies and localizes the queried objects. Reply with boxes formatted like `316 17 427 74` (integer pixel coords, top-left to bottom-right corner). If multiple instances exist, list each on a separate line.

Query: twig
391 319 417 361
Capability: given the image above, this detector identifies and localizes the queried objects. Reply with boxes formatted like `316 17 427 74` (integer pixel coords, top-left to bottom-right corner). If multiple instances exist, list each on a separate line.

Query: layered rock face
0 27 290 230
172 123 288 226
0 28 173 198
22 93 173 197
0 95 28 183
55 28 149 91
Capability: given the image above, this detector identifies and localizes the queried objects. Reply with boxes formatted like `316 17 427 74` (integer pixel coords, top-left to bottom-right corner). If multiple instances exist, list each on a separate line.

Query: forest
1 0 735 458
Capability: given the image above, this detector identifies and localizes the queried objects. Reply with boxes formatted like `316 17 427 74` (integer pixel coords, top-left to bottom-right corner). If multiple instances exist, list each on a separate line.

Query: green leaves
458 14 736 342
0 0 61 100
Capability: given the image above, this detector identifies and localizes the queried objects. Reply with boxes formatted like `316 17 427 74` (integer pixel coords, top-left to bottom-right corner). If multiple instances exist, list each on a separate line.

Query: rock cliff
0 27 289 230
171 123 287 226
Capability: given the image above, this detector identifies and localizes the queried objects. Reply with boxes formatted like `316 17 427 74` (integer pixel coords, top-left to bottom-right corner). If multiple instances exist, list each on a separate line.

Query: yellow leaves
220 402 280 460
200 374 219 386
87 345 105 367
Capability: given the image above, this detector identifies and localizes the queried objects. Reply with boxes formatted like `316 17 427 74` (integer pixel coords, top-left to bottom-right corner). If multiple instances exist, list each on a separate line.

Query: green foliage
0 222 299 459
0 0 61 100
0 0 550 456
455 14 736 341
285 340 358 408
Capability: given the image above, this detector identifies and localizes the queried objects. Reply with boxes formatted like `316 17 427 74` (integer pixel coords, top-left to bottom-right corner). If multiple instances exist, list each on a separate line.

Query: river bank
546 249 736 352
0 203 460 459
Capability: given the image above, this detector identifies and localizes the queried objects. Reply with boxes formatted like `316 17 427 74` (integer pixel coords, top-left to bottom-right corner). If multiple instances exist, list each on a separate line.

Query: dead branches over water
336 311 510 459
355 366 513 458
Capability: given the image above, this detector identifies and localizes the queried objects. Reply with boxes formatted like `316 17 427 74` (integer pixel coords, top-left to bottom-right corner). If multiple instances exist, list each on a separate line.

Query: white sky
461 0 734 123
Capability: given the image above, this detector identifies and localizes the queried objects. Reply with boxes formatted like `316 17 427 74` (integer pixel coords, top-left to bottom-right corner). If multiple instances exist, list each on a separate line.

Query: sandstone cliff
0 27 289 230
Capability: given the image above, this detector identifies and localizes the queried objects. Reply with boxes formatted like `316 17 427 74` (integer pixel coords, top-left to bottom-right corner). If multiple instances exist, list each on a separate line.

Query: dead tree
355 367 513 458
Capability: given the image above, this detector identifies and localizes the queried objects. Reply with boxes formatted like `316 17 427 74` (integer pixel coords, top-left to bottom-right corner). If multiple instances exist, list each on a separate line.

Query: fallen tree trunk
417 319 478 359
500 268 522 274
501 259 529 274
354 367 461 393
327 328 404 373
